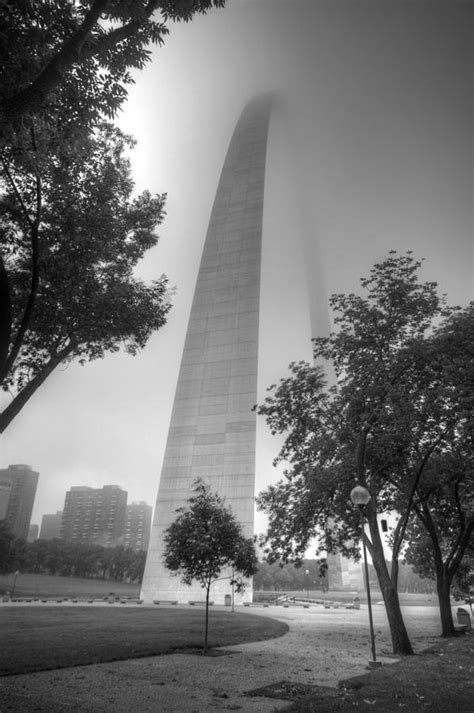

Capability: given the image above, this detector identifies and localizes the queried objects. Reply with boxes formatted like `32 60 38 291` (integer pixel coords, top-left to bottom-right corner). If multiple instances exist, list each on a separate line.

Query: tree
0 0 225 415
127 549 147 584
388 304 474 634
0 1 226 141
0 522 21 574
396 562 435 595
0 122 171 431
255 252 472 654
453 553 473 602
20 538 146 581
402 450 473 633
163 479 258 652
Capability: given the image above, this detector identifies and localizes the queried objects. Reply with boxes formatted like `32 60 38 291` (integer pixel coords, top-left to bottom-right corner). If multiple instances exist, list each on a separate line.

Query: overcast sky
2 0 472 534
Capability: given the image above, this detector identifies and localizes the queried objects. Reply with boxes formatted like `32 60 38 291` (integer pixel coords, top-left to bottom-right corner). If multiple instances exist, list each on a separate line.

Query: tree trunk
368 515 414 655
378 574 414 655
204 582 210 653
0 255 12 381
436 569 456 637
414 502 471 637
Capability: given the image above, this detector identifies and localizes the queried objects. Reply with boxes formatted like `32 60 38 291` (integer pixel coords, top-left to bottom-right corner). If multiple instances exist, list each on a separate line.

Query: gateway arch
141 95 274 604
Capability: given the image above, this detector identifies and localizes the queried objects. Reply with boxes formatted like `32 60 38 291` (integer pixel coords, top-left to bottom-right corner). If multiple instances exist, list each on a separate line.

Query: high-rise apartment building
142 95 272 603
60 485 127 547
27 524 39 542
123 502 152 552
39 511 63 540
0 464 39 540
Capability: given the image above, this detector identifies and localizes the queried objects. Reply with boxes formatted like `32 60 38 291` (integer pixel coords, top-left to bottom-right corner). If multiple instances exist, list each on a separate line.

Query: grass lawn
276 634 474 712
0 605 288 676
0 572 140 599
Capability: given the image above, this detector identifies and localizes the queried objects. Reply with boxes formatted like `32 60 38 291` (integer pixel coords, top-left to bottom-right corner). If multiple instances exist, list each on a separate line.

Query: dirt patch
247 680 342 701
173 647 239 656
281 634 474 712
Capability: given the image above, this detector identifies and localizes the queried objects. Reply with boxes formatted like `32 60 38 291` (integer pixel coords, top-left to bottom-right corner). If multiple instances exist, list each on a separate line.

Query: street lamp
350 486 378 666
305 569 310 600
231 569 235 613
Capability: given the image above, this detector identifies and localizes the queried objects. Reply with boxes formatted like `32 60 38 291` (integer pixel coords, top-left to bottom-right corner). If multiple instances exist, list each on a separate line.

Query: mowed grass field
0 605 289 676
0 573 288 675
0 572 140 599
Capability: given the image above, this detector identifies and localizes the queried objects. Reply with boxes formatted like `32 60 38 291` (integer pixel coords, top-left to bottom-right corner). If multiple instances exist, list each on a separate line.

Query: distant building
327 512 400 592
27 524 39 542
123 502 152 552
0 464 39 540
0 479 10 520
39 511 63 540
327 552 364 591
60 485 127 547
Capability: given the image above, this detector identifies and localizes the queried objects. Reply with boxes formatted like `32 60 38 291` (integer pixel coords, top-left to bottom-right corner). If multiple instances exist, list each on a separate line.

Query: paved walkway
0 605 443 712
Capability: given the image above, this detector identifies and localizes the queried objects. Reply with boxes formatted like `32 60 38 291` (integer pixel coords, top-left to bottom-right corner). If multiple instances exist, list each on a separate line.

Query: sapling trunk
204 581 210 653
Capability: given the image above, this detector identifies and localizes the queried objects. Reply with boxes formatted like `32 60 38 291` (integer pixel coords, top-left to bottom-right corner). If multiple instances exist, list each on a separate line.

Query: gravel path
0 604 443 712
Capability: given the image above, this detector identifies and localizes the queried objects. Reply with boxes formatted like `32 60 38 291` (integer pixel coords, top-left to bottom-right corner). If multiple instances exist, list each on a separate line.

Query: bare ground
0 602 471 713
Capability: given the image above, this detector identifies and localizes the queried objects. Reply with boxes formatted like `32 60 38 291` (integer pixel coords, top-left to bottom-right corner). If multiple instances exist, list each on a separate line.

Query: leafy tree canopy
402 445 473 595
255 252 473 650
0 121 171 431
2 534 147 582
0 0 226 144
0 522 22 574
164 479 258 592
0 1 228 430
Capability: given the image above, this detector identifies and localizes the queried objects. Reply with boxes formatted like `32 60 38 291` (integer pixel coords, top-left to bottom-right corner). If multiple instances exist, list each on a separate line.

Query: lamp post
350 486 378 666
231 569 235 613
305 569 310 600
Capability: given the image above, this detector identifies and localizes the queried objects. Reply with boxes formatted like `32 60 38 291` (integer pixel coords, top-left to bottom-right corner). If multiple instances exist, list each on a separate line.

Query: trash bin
457 607 472 631
352 597 360 610
224 594 231 607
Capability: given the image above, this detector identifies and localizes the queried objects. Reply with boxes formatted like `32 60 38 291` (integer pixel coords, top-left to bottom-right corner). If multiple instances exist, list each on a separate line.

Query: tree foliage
256 252 473 651
0 521 24 574
0 122 172 430
0 0 226 429
253 558 328 593
0 0 226 143
252 558 432 596
391 304 474 633
163 478 258 651
2 535 147 583
402 446 473 604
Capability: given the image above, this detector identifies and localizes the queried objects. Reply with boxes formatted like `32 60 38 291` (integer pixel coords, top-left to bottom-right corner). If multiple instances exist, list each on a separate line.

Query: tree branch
444 481 470 574
445 518 474 578
85 1 164 59
0 157 33 228
355 422 371 480
3 127 43 378
0 344 74 433
392 434 447 563
414 501 445 578
6 0 111 117
5 0 163 121
0 254 12 379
